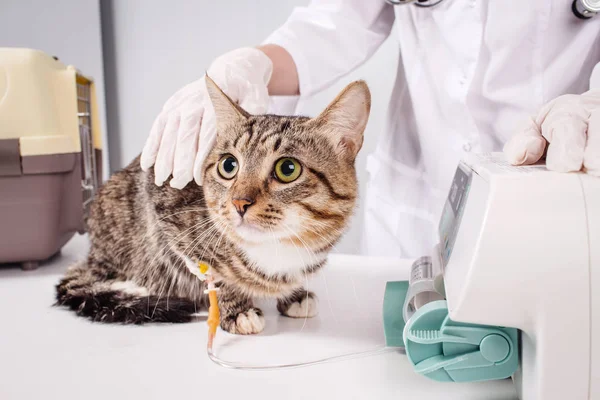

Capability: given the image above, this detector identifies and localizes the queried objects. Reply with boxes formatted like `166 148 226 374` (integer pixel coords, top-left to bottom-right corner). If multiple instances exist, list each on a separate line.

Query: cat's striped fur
56 78 371 334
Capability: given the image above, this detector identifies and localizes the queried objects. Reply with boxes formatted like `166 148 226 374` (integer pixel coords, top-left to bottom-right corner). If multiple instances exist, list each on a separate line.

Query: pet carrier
0 48 103 270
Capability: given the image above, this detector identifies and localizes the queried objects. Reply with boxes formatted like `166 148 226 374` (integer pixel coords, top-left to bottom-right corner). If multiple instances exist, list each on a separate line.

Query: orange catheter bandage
207 286 220 350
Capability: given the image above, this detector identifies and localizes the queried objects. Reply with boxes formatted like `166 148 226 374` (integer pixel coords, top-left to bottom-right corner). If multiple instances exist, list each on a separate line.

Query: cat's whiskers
196 218 226 269
215 217 232 264
156 206 218 222
144 216 211 294
174 220 222 282
179 217 224 268
204 218 229 285
146 216 214 280
140 212 216 285
136 206 219 249
188 199 208 206
174 220 218 270
171 220 225 303
297 222 343 251
184 217 230 285
290 214 341 245
156 220 224 316
148 217 217 317
187 217 232 298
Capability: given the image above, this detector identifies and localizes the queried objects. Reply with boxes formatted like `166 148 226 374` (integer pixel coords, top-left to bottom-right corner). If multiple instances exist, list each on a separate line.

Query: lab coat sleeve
591 62 600 90
263 0 395 97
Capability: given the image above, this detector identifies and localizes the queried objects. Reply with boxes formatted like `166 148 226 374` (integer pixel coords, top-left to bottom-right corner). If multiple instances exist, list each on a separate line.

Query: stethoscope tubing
385 0 598 19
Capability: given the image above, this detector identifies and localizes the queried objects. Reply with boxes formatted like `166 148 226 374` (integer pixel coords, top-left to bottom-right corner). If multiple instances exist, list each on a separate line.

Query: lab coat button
463 142 472 152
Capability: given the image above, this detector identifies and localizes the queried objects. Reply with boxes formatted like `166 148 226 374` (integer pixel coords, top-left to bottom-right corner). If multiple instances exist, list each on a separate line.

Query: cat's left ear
205 74 249 132
308 80 371 158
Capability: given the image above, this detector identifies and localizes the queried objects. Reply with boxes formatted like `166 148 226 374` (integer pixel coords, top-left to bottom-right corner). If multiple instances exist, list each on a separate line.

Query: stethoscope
385 0 600 19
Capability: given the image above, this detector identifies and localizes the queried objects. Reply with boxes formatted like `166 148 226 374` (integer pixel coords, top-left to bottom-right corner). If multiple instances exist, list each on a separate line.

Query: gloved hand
140 47 273 188
504 90 600 176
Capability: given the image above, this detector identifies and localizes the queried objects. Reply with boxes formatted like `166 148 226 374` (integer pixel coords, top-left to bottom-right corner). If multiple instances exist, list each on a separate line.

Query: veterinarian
140 0 600 258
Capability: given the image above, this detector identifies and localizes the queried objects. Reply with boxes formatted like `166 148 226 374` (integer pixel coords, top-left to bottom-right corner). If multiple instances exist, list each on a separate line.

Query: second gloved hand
141 47 273 188
504 90 600 175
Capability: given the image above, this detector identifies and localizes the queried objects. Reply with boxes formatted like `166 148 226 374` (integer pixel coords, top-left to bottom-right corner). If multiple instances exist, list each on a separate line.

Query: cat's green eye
274 158 302 183
218 155 239 180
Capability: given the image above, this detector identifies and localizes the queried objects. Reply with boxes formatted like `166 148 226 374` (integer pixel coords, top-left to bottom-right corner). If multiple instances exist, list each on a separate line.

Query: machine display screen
438 163 473 268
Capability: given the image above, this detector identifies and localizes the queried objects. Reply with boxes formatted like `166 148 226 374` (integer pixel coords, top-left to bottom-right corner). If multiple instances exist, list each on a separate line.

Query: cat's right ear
205 74 249 131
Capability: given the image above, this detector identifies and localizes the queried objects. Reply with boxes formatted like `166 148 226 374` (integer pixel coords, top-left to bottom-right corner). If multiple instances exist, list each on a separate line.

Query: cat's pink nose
232 197 255 217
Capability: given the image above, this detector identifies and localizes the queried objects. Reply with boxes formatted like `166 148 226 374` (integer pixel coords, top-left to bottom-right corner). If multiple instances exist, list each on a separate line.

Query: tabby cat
56 77 371 334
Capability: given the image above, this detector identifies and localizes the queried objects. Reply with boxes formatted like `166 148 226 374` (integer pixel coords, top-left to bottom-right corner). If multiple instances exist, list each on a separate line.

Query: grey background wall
0 0 109 180
101 0 397 254
1 0 397 254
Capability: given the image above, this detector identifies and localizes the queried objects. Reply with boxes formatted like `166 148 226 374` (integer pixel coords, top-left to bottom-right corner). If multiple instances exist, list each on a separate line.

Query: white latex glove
504 90 600 176
140 47 273 188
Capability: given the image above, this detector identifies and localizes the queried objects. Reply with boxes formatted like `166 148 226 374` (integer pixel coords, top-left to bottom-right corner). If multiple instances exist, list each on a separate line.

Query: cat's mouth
233 218 293 244
234 221 268 242
235 219 262 231
229 212 296 243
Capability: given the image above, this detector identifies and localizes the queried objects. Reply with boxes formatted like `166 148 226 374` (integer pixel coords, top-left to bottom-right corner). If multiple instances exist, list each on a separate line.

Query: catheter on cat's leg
201 263 220 352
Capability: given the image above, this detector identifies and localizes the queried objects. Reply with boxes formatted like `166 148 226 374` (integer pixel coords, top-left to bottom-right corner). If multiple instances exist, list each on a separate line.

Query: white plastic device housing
439 153 599 400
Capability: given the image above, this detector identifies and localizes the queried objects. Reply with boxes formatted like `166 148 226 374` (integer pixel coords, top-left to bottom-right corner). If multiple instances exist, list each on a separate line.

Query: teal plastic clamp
383 281 519 383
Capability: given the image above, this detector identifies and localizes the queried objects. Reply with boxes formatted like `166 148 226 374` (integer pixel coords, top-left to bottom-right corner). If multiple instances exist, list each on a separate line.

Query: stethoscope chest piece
572 0 600 18
385 0 445 7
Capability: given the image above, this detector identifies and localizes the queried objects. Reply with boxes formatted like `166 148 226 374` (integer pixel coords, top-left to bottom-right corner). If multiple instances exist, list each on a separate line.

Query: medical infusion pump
441 153 599 399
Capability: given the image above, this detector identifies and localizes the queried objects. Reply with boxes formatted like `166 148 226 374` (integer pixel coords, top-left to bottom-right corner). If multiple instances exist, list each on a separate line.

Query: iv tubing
207 344 402 371
205 273 404 371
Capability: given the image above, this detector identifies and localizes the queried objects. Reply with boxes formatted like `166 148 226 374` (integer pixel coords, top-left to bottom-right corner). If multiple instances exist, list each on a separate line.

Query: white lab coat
266 0 600 258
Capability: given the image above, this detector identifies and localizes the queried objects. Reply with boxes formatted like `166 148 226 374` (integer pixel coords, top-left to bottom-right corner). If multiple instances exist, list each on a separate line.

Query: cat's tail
55 261 198 324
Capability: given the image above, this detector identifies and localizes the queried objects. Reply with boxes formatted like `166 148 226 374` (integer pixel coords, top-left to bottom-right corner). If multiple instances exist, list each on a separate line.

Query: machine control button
480 334 510 363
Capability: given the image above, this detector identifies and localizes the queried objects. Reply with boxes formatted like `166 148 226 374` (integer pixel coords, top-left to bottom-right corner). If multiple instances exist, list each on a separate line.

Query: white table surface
0 235 517 400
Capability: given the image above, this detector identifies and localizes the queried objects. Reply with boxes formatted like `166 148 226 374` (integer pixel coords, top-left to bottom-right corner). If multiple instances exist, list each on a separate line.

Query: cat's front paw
221 307 265 335
278 291 318 318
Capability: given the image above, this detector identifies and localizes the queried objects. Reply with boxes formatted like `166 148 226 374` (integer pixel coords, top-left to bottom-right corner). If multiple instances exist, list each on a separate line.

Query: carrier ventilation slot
76 76 98 220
